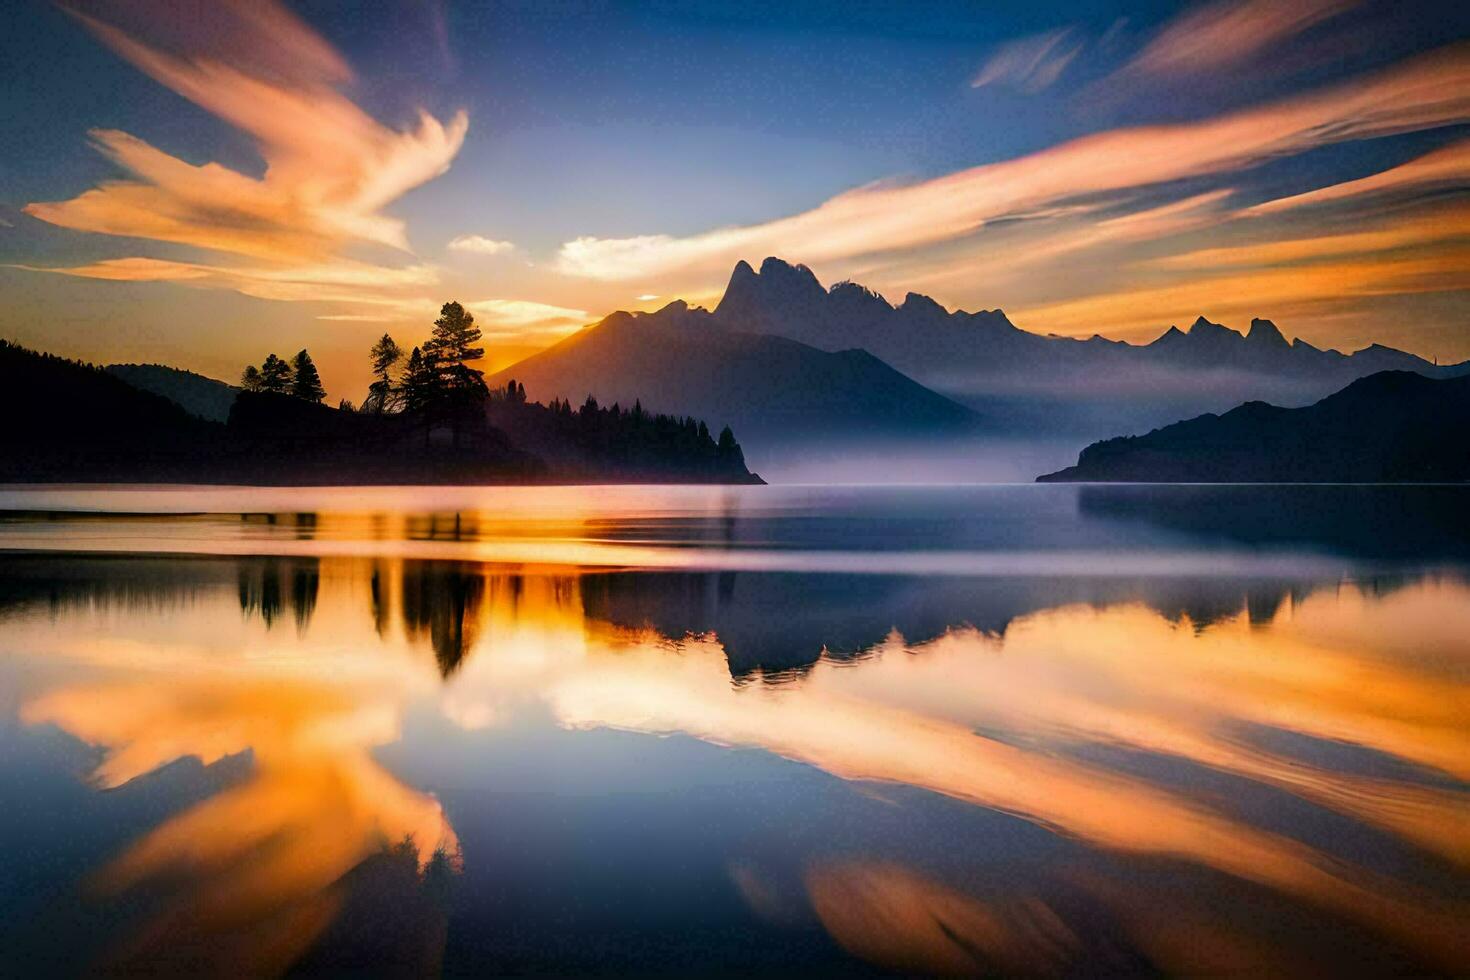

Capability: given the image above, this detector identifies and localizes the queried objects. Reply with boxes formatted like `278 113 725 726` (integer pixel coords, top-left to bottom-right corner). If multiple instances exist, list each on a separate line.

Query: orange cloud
1248 137 1470 214
12 0 500 343
1012 245 1470 341
554 43 1470 282
1123 0 1356 77
25 6 466 260
1154 203 1470 270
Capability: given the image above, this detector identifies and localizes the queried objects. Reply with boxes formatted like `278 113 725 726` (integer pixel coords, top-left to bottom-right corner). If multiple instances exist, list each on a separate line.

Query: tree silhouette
718 425 738 454
240 365 263 391
420 302 490 445
259 353 292 394
425 302 488 402
401 346 435 414
366 333 402 413
291 349 326 402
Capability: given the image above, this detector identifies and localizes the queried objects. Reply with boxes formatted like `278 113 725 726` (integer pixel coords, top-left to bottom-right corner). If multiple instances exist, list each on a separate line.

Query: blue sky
2 0 1467 398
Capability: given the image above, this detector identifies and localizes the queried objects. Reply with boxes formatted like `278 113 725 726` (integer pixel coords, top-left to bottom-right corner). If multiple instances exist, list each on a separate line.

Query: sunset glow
3 1 1466 397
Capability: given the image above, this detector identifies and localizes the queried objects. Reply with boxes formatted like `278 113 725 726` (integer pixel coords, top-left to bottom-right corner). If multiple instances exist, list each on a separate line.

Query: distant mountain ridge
1037 371 1470 483
715 256 1461 380
705 257 1469 435
482 256 1468 472
105 362 239 422
485 300 980 456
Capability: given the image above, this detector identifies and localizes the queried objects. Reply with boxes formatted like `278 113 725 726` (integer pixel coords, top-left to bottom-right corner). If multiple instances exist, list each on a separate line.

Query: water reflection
0 493 1467 973
237 557 320 632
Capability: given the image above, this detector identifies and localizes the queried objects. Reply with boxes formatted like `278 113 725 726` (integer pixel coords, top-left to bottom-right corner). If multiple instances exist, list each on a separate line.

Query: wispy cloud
466 299 588 337
20 0 468 325
1013 245 1470 341
1247 137 1470 214
971 28 1082 93
1155 204 1470 270
555 43 1470 283
1122 0 1356 78
26 4 466 261
18 256 441 308
447 234 516 255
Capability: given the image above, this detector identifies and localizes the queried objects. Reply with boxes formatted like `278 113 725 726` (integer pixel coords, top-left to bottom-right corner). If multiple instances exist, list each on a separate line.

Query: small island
1037 371 1470 484
0 302 760 486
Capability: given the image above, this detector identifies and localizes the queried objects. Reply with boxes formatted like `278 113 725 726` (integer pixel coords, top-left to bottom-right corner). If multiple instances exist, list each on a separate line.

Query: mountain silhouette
106 362 240 422
0 339 224 482
706 257 1470 436
484 299 979 452
1037 371 1470 483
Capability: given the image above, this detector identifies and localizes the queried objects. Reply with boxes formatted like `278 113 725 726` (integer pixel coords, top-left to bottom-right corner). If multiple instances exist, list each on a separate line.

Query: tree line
360 301 487 419
239 349 326 402
238 301 486 421
235 300 744 463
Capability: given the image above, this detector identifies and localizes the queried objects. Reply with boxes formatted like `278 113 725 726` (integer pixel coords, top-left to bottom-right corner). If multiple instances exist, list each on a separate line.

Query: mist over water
745 436 1083 484
1 484 1467 975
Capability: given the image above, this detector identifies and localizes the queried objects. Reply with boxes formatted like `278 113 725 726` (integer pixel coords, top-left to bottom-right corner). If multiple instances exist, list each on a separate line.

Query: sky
1 0 1467 402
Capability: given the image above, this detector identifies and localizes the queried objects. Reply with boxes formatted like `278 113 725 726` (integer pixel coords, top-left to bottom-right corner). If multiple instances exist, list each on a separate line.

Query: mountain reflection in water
0 485 1466 975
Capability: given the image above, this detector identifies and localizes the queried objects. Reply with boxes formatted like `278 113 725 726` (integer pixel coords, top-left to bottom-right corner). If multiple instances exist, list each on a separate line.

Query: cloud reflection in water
6 550 1468 973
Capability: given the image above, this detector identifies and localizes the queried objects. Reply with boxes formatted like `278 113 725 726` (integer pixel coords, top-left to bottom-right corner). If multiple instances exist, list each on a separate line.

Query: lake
1 484 1467 975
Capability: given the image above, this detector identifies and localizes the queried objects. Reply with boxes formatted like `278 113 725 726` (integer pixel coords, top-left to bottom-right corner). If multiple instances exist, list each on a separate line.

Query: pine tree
290 349 326 402
424 301 488 402
366 333 402 413
401 346 435 414
240 365 263 391
259 353 292 394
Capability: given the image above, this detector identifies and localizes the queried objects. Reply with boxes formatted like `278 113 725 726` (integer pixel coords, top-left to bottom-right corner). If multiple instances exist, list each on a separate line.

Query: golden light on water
8 554 1468 972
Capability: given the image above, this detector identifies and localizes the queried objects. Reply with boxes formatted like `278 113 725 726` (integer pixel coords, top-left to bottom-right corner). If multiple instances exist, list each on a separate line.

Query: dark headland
1037 371 1470 483
0 339 761 486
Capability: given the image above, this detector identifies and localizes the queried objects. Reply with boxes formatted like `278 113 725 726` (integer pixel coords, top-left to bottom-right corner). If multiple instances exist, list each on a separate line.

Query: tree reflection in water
4 550 1468 974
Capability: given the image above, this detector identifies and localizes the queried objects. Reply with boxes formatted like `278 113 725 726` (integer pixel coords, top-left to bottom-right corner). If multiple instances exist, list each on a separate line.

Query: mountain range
480 257 1469 469
486 300 979 452
712 258 1470 431
70 256 1470 483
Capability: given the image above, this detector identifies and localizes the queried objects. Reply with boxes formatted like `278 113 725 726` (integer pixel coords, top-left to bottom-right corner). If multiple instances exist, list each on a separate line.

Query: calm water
1 484 1467 976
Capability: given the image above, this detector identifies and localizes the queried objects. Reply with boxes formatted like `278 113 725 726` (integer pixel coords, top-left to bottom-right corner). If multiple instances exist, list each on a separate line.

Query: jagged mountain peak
965 308 1017 331
1187 315 1235 336
828 279 893 311
716 256 826 317
899 291 947 316
725 259 757 289
757 255 816 280
1246 317 1289 348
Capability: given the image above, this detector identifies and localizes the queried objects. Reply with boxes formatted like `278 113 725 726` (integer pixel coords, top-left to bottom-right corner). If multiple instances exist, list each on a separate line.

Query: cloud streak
971 28 1082 93
467 299 589 337
1247 137 1470 214
1123 0 1356 77
25 5 466 260
14 0 508 349
554 43 1470 283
